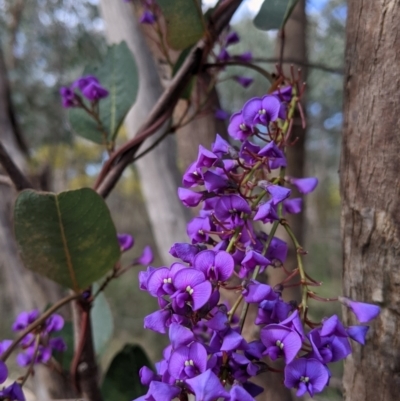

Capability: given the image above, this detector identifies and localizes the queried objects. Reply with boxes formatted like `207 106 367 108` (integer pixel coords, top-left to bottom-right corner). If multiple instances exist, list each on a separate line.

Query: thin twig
0 140 32 190
253 57 344 75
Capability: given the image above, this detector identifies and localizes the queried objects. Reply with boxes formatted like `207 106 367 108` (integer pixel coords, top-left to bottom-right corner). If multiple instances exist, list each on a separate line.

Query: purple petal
45 314 64 333
228 112 252 141
193 250 215 276
169 242 203 264
139 366 156 386
234 76 254 88
186 369 230 401
174 268 206 290
304 359 330 391
212 134 231 156
178 188 203 207
221 329 245 351
140 10 156 24
265 184 291 205
243 280 273 303
242 97 263 126
169 323 194 349
144 309 172 334
214 251 234 281
320 315 347 337
82 82 109 101
226 31 240 46
191 281 212 310
214 109 230 120
138 266 156 290
230 385 256 401
283 198 302 214
347 325 369 345
203 170 228 192
135 245 154 265
339 297 381 323
254 200 279 222
182 162 203 188
147 381 180 401
0 361 7 384
272 85 293 102
290 177 318 194
217 48 230 61
117 234 134 252
196 145 218 168
261 95 281 122
49 337 67 352
0 382 25 401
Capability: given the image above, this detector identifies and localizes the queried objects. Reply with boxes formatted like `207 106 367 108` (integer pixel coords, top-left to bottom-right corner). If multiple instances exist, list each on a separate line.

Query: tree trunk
99 0 190 265
341 2 400 400
0 47 75 400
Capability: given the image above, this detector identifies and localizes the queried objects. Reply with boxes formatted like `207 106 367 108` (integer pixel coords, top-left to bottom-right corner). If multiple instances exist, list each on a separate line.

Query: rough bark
99 0 190 264
340 2 400 400
0 47 75 399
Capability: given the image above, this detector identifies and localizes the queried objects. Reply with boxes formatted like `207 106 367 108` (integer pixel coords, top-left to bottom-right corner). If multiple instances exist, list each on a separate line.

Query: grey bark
0 47 75 399
341 1 400 400
99 0 190 264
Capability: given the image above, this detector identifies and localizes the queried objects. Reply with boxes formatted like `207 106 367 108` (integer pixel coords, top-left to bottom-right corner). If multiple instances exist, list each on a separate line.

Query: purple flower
258 141 287 169
234 76 254 88
178 188 204 207
17 345 51 367
144 309 173 334
139 266 156 290
169 242 203 264
59 87 77 108
228 112 252 141
319 315 347 337
135 245 154 265
266 236 288 265
239 250 271 278
214 194 251 225
203 171 228 192
193 250 234 282
12 309 40 331
45 314 64 333
264 184 291 205
0 340 12 356
49 337 67 352
0 382 25 401
339 297 380 323
171 269 212 310
347 325 369 345
272 85 293 103
242 95 281 127
308 329 351 363
289 177 318 194
168 323 195 349
196 145 218 168
187 216 212 244
182 162 203 188
168 341 207 379
72 75 99 91
283 198 302 214
226 32 240 46
140 10 156 24
217 48 231 61
82 81 109 101
212 134 231 156
253 200 279 223
117 233 134 252
186 369 230 401
146 263 186 297
242 280 273 303
260 324 302 363
214 109 230 120
139 366 156 386
284 358 329 397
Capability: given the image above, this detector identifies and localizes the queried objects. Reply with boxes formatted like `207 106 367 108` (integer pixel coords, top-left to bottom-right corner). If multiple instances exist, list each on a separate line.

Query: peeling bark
341 1 400 400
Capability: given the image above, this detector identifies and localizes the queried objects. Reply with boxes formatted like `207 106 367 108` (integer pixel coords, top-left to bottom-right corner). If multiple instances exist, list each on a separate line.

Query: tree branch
94 0 243 199
252 57 343 75
0 140 32 190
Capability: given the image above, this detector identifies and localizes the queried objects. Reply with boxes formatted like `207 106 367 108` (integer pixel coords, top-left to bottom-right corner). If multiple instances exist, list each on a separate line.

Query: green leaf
69 41 138 144
91 283 114 356
53 322 74 371
101 344 152 401
14 188 120 291
157 0 205 50
254 0 299 31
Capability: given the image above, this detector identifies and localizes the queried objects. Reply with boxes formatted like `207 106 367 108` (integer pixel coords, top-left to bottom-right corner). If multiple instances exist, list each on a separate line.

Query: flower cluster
136 84 380 400
0 310 67 401
11 310 66 368
60 75 109 108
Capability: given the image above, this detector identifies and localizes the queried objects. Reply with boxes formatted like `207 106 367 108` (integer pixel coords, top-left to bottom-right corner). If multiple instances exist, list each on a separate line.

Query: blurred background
0 0 346 399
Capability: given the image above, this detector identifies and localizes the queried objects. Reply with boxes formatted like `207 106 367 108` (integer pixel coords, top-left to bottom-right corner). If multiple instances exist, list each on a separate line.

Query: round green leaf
254 0 299 31
101 344 152 401
157 0 205 50
14 188 120 291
